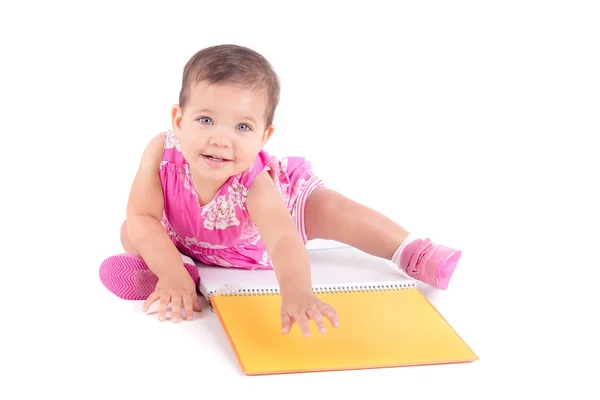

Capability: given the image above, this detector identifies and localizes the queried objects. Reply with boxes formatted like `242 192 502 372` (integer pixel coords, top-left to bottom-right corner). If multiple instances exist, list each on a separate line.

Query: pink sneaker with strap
399 238 461 289
99 253 199 300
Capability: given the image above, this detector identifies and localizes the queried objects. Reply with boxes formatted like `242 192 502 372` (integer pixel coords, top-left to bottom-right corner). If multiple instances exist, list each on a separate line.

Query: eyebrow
240 115 257 125
193 108 218 115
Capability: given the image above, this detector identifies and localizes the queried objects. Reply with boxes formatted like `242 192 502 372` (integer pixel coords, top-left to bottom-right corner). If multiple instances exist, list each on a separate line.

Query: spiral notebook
195 246 478 375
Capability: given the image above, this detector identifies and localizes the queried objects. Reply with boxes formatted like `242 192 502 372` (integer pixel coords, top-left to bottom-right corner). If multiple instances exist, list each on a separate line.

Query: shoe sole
99 254 158 300
435 250 462 290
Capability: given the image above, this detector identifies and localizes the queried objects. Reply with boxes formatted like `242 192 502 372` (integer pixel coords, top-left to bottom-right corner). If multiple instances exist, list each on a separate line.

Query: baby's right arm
126 133 183 277
126 133 200 321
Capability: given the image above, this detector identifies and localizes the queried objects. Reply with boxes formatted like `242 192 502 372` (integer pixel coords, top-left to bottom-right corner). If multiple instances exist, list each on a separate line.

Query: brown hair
178 44 280 127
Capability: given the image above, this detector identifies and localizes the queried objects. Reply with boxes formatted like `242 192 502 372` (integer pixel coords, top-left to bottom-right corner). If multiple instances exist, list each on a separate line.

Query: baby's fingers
158 293 171 322
142 291 161 312
281 313 292 335
307 307 327 333
294 312 311 338
182 294 194 321
182 292 202 321
192 292 203 312
318 303 340 328
171 295 182 323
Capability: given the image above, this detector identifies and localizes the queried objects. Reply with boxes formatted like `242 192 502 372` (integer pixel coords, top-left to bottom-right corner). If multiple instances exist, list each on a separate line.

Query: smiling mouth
203 154 231 162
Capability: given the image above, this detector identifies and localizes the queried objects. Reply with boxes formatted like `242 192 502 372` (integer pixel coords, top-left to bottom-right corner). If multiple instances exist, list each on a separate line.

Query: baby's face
173 81 273 183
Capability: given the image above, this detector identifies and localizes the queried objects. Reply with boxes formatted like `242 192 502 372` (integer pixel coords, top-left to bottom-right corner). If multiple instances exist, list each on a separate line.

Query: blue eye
237 124 252 131
198 117 213 124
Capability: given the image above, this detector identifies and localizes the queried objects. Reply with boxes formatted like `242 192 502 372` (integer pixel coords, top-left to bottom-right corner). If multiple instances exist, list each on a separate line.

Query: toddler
99 44 462 337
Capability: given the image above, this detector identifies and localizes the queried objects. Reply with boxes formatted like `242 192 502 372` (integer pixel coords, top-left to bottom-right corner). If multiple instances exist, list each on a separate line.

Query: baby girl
99 44 462 337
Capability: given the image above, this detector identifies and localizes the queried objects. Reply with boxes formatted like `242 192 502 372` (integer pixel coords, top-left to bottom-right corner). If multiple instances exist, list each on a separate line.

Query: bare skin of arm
247 171 339 337
126 133 201 322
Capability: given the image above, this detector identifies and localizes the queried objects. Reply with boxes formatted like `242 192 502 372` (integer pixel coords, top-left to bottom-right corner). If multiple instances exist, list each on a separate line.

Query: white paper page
196 246 415 298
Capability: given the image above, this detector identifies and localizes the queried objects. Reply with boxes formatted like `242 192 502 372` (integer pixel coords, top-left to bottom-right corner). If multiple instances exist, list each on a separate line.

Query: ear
260 125 275 147
171 104 183 134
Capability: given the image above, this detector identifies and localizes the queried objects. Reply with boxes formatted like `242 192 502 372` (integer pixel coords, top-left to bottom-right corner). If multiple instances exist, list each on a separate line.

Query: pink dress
159 129 324 270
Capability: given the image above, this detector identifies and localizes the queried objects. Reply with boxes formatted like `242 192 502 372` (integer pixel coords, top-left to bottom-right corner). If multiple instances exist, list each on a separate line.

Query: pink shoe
99 253 199 300
399 238 461 290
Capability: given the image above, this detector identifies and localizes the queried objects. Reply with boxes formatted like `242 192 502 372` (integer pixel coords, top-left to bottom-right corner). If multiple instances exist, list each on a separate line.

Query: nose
208 129 231 147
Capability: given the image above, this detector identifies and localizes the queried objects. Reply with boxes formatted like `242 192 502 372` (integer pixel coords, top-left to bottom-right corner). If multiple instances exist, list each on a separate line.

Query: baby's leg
303 188 461 289
119 219 136 253
99 220 199 300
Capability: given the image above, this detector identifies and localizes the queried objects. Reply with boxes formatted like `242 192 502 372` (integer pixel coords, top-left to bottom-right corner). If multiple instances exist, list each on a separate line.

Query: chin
191 162 232 180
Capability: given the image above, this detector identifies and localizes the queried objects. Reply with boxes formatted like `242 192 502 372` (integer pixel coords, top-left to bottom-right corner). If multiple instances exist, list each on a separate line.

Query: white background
1 0 599 399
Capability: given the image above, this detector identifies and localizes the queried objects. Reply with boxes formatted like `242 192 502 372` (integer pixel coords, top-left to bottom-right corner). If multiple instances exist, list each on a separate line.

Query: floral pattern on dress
201 195 240 230
164 130 182 151
182 165 196 194
228 178 249 210
258 251 273 267
239 221 261 246
204 254 233 268
292 177 307 200
184 236 227 249
267 158 291 207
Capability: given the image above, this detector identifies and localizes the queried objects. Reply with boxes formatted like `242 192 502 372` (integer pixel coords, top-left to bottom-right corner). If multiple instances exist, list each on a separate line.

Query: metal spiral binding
206 282 415 312
209 282 415 298
209 287 280 297
313 282 416 294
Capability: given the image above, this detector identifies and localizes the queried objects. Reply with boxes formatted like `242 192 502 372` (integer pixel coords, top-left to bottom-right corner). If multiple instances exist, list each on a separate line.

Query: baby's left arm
247 171 339 336
246 171 312 296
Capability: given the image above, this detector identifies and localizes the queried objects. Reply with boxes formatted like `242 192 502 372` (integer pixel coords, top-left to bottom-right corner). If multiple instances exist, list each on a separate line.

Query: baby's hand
280 290 339 337
142 270 202 322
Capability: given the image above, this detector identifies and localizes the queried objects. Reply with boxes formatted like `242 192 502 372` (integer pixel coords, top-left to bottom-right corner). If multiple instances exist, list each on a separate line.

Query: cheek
235 138 262 159
179 129 202 147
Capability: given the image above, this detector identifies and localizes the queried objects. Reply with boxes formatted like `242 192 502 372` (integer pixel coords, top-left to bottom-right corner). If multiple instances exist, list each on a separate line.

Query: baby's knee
308 188 347 216
120 220 134 252
120 219 128 238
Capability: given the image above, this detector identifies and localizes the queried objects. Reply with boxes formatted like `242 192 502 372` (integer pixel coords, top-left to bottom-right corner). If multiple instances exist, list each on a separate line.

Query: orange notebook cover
199 246 478 375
